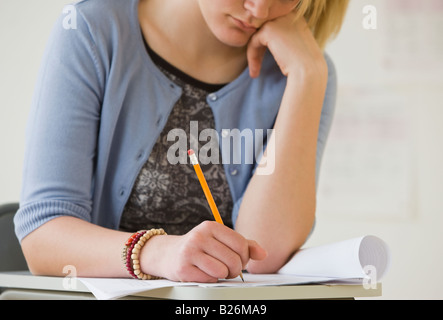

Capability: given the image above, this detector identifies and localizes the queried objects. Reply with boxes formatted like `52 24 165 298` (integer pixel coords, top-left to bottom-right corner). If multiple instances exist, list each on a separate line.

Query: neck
139 0 248 84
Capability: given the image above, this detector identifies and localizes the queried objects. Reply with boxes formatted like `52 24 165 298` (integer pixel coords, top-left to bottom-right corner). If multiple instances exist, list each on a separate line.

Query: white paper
79 274 337 300
79 235 390 300
197 273 336 288
278 235 391 281
79 278 192 300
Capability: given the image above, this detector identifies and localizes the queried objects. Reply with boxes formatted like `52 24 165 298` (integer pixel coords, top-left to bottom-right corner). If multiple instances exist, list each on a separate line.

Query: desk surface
0 272 382 300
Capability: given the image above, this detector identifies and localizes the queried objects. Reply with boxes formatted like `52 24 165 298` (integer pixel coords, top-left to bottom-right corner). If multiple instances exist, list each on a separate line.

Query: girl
15 0 349 282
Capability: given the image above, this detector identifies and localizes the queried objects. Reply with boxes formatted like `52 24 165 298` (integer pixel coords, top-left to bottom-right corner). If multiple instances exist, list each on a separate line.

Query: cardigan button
208 93 218 102
230 169 238 176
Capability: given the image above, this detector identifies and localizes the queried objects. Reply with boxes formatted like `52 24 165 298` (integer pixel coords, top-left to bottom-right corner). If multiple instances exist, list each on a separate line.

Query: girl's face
198 0 300 47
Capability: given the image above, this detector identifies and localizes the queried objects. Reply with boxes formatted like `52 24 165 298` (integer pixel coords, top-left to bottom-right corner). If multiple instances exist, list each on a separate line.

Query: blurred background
0 0 442 299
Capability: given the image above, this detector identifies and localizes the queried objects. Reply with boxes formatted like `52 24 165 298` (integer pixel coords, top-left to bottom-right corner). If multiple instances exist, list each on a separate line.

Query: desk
0 272 382 300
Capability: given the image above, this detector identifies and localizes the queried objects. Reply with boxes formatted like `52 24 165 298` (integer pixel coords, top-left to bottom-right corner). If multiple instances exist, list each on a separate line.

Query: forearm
235 72 327 273
21 216 132 278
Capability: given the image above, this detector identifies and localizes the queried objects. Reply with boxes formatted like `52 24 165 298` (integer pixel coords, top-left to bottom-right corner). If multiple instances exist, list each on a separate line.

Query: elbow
20 236 42 276
20 232 54 276
246 245 296 274
245 244 300 275
245 243 300 275
246 219 315 275
246 259 281 275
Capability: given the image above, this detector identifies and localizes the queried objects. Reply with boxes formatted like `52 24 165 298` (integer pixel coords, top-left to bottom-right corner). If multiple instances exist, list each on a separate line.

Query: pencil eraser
188 149 194 156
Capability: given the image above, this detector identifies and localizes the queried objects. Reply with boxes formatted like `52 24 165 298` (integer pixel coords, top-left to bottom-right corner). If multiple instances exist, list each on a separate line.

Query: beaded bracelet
122 228 167 280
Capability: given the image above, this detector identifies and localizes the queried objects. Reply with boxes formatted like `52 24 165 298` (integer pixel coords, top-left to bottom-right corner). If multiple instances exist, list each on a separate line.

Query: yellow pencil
188 149 244 282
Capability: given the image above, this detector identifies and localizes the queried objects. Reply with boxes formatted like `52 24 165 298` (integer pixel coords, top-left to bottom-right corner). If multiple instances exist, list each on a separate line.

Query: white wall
306 0 443 300
1 0 442 299
0 0 66 203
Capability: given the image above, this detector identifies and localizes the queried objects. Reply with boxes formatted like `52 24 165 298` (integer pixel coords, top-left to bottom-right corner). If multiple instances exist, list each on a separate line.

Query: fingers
246 10 316 79
175 262 220 283
174 221 266 282
247 31 267 78
248 239 268 261
246 9 297 78
203 222 250 268
199 235 243 279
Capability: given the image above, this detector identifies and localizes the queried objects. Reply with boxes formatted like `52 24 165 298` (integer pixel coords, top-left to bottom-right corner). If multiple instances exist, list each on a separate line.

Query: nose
244 0 272 20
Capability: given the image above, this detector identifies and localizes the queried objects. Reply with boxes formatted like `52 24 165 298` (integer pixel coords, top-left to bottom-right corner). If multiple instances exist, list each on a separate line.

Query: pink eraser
188 149 194 156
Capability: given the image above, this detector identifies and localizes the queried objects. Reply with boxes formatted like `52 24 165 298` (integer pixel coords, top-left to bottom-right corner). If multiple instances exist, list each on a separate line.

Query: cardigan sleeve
315 53 337 186
14 7 105 242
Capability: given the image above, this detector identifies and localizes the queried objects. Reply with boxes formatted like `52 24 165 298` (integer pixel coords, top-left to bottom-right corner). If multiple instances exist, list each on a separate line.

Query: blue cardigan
14 0 337 242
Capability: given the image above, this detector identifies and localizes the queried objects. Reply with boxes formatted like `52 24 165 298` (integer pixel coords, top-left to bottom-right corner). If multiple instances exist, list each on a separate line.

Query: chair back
0 203 28 271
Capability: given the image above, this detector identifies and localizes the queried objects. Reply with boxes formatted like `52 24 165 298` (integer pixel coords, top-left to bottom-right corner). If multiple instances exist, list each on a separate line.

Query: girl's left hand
247 10 327 81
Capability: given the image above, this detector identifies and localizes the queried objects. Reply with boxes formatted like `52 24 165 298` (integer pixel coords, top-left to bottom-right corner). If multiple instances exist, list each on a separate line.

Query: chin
216 30 252 48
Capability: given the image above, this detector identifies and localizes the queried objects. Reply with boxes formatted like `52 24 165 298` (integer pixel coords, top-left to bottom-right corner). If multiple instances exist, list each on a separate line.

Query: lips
231 16 258 32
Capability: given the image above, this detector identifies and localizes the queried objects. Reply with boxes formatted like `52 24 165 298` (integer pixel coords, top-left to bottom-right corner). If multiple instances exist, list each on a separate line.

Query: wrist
287 64 327 86
138 233 179 279
122 229 167 280
285 54 328 85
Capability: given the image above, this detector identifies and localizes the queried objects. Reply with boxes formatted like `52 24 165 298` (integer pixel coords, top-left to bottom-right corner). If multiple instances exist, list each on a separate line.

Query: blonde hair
295 0 350 49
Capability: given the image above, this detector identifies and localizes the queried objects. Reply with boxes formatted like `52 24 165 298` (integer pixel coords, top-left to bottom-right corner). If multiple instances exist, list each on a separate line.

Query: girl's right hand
140 221 267 282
